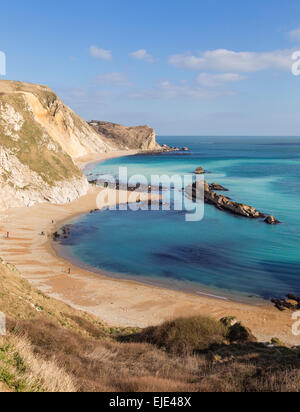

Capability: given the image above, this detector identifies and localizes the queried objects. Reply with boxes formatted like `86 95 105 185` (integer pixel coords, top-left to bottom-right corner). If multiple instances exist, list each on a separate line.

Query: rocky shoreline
271 294 300 311
186 178 280 223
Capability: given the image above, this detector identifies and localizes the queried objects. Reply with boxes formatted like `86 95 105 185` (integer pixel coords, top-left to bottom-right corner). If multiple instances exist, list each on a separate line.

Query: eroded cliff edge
0 80 116 211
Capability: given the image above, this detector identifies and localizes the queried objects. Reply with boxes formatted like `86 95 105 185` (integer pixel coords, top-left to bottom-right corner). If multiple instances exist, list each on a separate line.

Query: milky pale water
57 137 300 302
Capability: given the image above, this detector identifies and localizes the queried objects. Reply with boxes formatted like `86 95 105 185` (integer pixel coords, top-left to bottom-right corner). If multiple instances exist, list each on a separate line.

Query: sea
54 136 300 303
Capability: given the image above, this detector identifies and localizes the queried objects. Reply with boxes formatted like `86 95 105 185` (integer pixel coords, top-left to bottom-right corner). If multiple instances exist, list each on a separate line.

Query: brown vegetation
126 316 227 354
1 259 300 392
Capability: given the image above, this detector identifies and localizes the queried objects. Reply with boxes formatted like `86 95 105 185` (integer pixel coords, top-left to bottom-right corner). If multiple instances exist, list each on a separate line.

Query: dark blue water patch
153 252 185 264
55 221 102 246
257 260 300 296
153 245 232 268
161 270 185 280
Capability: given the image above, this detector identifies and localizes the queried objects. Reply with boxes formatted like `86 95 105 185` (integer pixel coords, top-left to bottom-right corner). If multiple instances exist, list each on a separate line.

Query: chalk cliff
0 80 112 210
0 80 163 211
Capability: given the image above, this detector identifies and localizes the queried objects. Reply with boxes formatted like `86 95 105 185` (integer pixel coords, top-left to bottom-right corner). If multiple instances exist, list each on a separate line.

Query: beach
0 150 297 345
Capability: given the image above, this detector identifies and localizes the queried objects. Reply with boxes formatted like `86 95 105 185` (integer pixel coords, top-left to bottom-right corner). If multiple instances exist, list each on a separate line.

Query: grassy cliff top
0 80 52 94
0 86 82 186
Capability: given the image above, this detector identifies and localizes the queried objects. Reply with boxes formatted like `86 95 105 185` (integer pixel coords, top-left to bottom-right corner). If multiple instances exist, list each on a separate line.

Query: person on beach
6 232 9 239
68 268 71 275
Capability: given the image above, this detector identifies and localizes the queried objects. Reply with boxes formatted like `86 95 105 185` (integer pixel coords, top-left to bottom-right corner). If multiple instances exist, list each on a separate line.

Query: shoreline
0 151 298 345
75 150 140 171
53 240 266 307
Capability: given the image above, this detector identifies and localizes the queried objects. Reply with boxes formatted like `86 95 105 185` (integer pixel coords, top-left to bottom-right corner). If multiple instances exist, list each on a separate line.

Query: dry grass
8 316 300 393
2 259 300 392
0 332 76 392
0 257 134 339
7 318 200 392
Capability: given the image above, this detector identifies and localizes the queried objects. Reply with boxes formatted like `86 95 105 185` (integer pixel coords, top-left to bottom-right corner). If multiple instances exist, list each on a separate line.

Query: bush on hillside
130 316 228 354
227 322 257 343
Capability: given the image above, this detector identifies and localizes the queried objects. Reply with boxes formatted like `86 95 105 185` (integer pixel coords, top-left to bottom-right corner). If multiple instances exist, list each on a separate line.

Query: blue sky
1 0 300 135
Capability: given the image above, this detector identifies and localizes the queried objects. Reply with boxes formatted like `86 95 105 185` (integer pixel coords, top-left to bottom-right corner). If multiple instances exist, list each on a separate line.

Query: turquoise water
57 137 300 301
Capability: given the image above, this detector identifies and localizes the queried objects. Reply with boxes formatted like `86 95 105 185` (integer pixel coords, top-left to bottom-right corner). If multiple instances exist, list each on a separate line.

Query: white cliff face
139 128 160 150
24 92 115 158
0 80 98 212
0 80 160 212
0 147 89 211
0 102 24 141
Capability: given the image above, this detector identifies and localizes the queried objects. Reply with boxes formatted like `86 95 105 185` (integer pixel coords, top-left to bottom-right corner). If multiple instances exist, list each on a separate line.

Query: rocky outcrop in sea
185 178 280 222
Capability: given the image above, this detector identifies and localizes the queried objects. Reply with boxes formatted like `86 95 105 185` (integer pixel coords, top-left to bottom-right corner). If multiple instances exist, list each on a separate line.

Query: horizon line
157 135 300 138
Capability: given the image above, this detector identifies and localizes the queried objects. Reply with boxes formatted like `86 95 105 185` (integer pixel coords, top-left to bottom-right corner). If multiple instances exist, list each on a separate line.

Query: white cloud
169 49 292 73
95 72 131 87
89 45 112 61
127 80 236 100
197 72 246 87
289 27 300 42
129 49 155 62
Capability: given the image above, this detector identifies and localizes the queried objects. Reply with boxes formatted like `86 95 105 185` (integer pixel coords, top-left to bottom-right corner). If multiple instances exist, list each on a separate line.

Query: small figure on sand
68 268 71 275
6 232 9 239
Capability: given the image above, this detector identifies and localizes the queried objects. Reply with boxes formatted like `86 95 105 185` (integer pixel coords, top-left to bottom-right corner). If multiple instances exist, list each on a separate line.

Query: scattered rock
160 145 181 152
271 295 300 311
209 183 229 191
288 294 300 303
194 167 205 175
286 299 299 308
271 299 286 311
182 147 189 151
264 215 280 225
53 231 60 240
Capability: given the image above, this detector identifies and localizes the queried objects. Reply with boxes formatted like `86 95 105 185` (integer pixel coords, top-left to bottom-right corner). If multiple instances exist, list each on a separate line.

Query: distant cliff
88 121 161 151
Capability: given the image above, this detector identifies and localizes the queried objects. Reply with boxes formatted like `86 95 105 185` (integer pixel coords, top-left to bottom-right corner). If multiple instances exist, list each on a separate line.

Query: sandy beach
0 151 298 345
74 150 139 171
